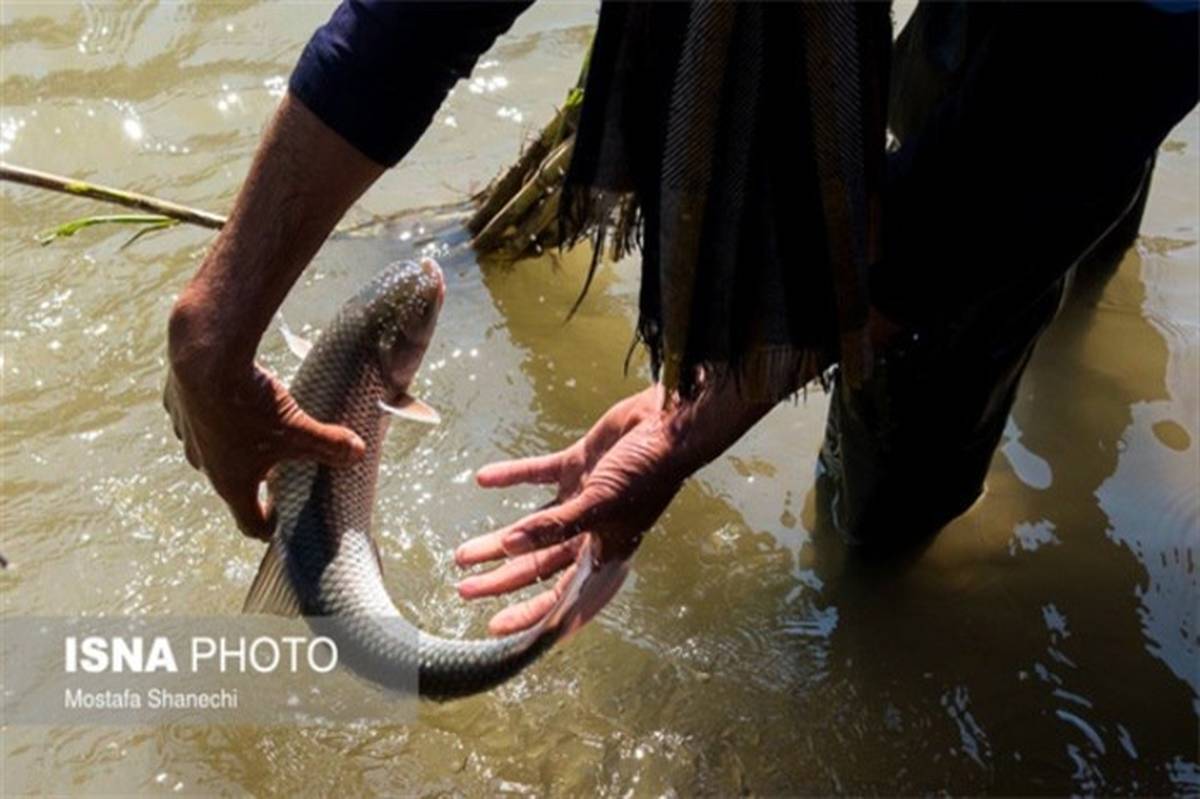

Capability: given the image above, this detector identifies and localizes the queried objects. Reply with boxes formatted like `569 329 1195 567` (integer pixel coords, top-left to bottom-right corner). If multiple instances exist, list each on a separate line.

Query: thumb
283 410 366 466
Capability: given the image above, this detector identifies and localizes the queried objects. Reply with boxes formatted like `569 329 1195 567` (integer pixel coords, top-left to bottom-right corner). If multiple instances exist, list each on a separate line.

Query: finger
457 540 577 599
454 497 564 568
262 494 277 534
500 492 597 556
183 440 201 470
454 530 507 568
476 453 564 488
217 480 272 541
487 566 577 636
283 413 365 467
164 393 184 441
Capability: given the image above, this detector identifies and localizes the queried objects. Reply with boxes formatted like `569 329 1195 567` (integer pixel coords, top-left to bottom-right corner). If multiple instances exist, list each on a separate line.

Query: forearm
168 0 535 372
168 93 384 370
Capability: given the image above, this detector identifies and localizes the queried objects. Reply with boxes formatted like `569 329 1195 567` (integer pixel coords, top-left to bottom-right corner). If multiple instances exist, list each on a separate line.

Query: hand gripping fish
244 259 629 699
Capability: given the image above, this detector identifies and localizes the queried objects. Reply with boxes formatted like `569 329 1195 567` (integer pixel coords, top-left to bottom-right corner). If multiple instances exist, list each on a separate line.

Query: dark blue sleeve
289 0 534 167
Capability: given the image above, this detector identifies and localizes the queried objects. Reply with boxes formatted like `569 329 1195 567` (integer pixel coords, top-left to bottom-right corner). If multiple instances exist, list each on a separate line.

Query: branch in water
1 161 226 229
1 160 466 245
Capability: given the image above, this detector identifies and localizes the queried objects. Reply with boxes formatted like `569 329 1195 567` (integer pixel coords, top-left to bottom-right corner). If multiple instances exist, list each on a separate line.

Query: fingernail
503 532 532 554
456 578 478 598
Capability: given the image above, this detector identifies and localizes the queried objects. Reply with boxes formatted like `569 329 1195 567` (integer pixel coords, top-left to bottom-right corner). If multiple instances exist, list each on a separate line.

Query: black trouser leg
818 159 1158 550
818 272 1069 548
817 1 1196 550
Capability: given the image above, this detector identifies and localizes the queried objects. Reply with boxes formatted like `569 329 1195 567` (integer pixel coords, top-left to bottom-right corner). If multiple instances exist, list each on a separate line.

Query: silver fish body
245 259 598 699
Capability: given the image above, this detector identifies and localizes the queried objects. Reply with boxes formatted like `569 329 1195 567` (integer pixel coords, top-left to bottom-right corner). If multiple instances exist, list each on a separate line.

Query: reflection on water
2 2 1197 795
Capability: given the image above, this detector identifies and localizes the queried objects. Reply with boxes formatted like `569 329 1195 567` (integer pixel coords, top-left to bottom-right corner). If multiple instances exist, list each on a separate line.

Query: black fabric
564 2 892 400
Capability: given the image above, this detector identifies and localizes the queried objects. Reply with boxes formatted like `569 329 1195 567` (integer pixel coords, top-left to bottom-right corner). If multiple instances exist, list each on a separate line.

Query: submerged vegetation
36 214 178 247
467 42 590 262
467 85 583 260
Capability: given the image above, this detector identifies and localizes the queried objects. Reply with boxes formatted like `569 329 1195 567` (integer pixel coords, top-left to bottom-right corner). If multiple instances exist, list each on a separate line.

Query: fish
244 258 629 699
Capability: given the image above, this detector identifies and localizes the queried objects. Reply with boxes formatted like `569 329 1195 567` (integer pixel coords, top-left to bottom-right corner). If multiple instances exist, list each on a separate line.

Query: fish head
369 257 445 397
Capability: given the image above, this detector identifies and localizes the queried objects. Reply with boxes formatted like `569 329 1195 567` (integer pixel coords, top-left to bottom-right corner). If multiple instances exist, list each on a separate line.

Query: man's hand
164 315 364 539
162 94 383 538
454 387 677 635
455 378 777 636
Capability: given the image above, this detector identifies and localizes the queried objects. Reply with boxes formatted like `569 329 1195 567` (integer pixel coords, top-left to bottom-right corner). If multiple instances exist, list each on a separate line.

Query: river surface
2 2 1197 796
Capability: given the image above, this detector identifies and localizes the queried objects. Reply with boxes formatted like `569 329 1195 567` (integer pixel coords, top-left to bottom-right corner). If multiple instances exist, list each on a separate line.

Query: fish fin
278 315 313 360
541 534 629 641
368 533 385 574
243 538 302 617
378 394 441 425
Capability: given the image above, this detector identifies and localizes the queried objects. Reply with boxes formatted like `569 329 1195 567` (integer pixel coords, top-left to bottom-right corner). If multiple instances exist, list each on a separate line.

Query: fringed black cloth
562 2 891 401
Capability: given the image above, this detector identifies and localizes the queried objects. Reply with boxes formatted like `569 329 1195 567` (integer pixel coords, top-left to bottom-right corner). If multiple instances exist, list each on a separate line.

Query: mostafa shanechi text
65 687 240 710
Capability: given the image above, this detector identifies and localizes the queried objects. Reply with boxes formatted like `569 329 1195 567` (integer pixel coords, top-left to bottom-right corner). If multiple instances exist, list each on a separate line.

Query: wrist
167 281 257 383
662 377 774 477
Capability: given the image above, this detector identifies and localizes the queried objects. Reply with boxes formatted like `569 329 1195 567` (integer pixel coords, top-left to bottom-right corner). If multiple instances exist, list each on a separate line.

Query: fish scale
244 259 581 699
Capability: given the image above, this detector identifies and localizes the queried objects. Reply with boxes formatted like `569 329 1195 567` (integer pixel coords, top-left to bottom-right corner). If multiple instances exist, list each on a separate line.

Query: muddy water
2 2 1197 795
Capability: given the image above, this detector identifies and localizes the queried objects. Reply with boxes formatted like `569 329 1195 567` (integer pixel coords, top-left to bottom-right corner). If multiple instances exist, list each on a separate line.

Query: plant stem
0 161 226 229
36 213 179 245
471 137 574 253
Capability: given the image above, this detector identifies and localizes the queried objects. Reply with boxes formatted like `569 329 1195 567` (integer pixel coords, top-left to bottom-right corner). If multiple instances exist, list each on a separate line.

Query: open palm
455 386 683 635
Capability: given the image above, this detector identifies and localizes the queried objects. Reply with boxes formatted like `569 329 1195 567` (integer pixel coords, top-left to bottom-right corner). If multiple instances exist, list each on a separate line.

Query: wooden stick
471 137 574 253
467 98 581 236
467 39 590 242
0 161 226 229
467 126 553 236
501 187 562 260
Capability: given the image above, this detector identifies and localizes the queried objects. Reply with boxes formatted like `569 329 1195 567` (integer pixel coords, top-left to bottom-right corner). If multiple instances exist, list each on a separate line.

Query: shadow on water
798 240 1198 795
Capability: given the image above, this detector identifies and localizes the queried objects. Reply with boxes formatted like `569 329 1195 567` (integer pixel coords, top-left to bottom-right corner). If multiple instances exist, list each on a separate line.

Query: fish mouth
377 258 445 394
404 257 444 343
419 257 446 307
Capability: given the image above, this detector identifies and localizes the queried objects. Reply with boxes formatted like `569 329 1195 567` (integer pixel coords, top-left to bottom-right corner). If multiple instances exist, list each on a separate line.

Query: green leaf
37 214 177 246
